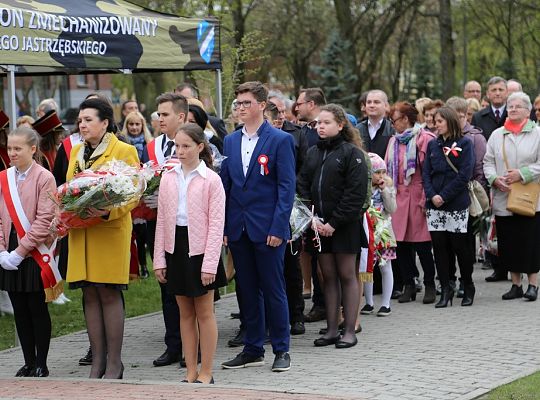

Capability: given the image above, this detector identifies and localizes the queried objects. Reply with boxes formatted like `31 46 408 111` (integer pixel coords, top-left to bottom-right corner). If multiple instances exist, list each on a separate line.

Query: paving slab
0 265 539 400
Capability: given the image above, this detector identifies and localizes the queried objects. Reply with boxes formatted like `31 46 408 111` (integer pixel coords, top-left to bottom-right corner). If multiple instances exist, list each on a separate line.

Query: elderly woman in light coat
483 92 540 302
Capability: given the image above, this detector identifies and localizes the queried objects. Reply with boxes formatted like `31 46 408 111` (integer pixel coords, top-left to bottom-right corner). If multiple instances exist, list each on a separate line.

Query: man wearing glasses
220 81 296 372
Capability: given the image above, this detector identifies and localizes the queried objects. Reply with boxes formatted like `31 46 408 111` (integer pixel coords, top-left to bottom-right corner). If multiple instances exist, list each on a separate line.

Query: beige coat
483 121 540 216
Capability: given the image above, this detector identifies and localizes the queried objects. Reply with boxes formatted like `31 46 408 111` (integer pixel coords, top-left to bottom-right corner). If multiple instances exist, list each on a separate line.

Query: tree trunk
438 0 455 99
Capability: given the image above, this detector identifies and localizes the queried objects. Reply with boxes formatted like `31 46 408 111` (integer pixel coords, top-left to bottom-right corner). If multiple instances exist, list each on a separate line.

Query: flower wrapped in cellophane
290 196 314 241
51 160 146 237
367 206 397 260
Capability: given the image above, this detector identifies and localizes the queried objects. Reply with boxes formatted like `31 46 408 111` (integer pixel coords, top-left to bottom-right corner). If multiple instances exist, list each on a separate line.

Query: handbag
444 153 489 217
502 135 540 217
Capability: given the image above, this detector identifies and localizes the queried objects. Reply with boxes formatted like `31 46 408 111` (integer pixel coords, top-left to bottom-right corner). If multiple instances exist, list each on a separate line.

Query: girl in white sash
0 127 57 377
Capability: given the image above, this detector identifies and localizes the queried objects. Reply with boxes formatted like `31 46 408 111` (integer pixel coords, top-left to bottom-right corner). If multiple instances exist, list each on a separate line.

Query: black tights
8 291 51 368
82 286 125 379
318 253 359 343
430 231 474 287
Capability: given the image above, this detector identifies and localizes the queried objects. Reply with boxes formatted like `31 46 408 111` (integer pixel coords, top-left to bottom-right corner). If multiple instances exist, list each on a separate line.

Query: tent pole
215 69 222 119
6 66 17 131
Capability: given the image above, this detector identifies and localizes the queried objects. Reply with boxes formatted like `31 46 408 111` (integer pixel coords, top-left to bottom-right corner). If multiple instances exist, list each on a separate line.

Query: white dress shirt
367 118 384 140
15 163 34 186
240 126 259 176
175 160 207 226
491 105 506 118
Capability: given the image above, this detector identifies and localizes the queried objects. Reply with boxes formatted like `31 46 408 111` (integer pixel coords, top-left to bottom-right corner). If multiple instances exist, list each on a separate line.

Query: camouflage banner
0 0 221 73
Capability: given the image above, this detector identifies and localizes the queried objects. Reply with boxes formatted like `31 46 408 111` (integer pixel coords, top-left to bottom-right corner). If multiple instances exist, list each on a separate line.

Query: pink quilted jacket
153 166 225 274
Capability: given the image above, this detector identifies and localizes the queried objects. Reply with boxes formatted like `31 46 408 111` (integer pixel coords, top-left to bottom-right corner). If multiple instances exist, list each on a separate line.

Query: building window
76 75 88 88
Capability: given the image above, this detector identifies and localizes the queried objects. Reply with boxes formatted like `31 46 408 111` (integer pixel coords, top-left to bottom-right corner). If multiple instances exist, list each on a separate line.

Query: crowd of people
0 76 539 383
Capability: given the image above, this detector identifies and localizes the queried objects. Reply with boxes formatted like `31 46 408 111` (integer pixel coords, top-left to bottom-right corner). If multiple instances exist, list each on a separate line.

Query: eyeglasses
507 105 527 110
296 101 312 107
390 116 405 124
233 100 259 110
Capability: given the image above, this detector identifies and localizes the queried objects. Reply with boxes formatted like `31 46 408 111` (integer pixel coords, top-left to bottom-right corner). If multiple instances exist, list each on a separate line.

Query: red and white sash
147 134 166 165
0 168 63 302
62 134 82 162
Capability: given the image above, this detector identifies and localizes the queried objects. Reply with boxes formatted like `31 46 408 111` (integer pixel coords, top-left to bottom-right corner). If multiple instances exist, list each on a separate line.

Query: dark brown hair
435 106 463 141
175 123 213 169
235 81 268 103
156 92 189 116
300 88 327 107
320 104 363 149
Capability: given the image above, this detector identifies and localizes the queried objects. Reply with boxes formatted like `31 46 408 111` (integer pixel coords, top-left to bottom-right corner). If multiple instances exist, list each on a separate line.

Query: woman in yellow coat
66 98 138 379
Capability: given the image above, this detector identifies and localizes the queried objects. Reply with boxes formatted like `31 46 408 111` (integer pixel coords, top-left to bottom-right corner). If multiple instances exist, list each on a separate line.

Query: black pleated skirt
497 213 540 274
165 226 226 297
0 225 42 293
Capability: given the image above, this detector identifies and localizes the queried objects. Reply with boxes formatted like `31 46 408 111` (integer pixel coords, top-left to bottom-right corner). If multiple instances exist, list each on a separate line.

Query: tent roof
0 0 221 75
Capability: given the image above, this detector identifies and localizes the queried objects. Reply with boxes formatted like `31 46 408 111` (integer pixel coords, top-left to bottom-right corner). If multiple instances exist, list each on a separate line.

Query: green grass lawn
481 371 540 400
0 273 162 351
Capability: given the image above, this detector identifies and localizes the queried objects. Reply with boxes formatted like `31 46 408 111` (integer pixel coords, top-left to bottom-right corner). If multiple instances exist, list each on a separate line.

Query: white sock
364 282 374 307
380 260 394 308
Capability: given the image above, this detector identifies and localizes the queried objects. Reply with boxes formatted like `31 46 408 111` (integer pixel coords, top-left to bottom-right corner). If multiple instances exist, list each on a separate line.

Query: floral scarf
387 126 420 186
74 132 114 174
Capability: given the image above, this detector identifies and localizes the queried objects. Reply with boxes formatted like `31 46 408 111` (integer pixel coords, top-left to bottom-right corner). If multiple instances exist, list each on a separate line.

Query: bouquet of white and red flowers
51 160 146 236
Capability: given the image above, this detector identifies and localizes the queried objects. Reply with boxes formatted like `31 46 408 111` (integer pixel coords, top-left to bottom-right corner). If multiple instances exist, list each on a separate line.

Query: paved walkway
0 266 539 400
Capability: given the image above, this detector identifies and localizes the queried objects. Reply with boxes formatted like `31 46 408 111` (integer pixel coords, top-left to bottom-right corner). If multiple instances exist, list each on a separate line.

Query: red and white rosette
258 154 269 175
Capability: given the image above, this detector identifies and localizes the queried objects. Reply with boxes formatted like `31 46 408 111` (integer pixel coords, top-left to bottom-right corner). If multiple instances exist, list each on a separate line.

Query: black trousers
283 240 305 323
133 223 148 268
431 231 474 287
147 219 181 356
396 241 435 287
9 291 51 368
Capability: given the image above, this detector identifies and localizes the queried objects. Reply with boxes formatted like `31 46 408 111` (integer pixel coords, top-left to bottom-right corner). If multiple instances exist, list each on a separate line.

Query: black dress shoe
523 284 538 301
15 365 34 377
153 350 180 367
314 336 339 347
486 272 508 282
290 321 305 335
502 284 523 300
194 376 214 384
32 366 49 377
79 347 92 366
140 265 149 279
227 329 245 347
304 306 326 322
335 337 358 349
391 289 402 300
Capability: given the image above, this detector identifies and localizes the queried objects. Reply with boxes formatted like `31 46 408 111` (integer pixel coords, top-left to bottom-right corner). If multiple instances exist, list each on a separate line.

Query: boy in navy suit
220 82 296 372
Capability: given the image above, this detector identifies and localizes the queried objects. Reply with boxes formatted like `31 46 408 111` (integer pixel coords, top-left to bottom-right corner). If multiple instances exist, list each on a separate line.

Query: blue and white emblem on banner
197 21 215 64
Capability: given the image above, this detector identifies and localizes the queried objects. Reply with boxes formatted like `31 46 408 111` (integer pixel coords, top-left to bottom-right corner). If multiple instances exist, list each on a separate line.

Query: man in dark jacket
355 90 394 158
471 76 508 141
471 76 509 282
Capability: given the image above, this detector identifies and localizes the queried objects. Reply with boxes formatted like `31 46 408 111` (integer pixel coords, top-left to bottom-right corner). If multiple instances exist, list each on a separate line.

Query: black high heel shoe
461 283 475 307
314 336 340 347
194 376 214 384
435 286 454 308
398 285 417 303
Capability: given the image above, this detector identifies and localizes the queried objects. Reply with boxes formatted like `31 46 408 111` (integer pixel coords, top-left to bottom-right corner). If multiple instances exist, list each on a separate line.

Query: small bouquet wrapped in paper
51 159 146 236
290 196 314 241
367 206 397 260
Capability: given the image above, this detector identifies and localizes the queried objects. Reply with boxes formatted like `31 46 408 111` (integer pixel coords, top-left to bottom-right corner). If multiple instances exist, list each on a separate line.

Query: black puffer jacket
297 135 368 229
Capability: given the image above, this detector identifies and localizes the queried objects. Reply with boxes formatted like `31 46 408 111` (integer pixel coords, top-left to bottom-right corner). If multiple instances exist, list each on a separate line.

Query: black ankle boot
523 284 538 301
140 265 149 279
502 284 523 300
398 285 416 303
435 286 454 308
461 283 475 306
423 284 436 304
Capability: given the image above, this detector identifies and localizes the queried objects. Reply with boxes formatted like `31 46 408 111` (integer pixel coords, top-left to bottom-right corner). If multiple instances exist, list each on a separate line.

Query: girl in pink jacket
153 123 226 384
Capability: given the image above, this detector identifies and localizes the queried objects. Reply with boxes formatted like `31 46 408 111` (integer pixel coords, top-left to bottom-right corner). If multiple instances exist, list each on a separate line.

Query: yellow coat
66 135 139 285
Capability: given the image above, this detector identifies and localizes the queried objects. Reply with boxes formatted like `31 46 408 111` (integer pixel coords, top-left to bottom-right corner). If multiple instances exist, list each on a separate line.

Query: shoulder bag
444 151 489 217
502 134 540 217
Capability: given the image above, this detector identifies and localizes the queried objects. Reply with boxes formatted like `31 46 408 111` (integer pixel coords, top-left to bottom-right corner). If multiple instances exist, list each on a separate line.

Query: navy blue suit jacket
220 120 296 242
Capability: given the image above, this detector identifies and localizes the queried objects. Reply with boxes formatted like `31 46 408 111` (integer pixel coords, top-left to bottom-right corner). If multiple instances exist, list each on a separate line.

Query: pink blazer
153 165 225 274
0 162 57 256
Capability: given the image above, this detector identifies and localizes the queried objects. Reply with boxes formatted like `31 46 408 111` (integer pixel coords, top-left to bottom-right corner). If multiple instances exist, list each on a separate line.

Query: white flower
108 175 137 196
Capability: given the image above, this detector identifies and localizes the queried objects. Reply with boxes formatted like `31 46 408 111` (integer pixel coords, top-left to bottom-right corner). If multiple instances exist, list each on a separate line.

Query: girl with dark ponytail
153 122 227 384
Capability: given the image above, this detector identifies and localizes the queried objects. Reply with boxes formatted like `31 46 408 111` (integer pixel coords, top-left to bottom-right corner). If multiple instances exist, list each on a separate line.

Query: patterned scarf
387 126 419 186
128 133 146 159
74 132 114 174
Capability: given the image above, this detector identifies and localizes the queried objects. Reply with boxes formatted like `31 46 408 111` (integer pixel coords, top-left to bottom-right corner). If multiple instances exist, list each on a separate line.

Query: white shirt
367 118 384 140
15 163 34 185
163 137 176 158
240 126 259 176
175 160 207 226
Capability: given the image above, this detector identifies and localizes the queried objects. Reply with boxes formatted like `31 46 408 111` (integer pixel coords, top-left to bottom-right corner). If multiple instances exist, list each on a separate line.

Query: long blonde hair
121 111 152 143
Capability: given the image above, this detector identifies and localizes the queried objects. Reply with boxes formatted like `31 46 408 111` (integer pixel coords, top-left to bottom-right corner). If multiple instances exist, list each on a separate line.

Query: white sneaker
52 293 71 305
